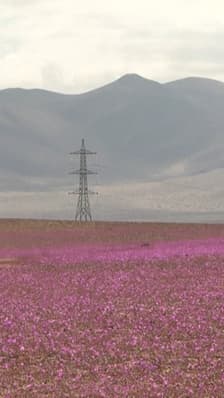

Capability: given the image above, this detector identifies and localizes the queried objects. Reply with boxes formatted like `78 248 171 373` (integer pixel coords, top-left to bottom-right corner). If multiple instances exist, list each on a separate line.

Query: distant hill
1 73 224 219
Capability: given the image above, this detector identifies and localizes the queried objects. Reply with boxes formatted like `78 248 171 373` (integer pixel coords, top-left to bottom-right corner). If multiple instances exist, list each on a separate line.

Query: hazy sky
0 0 224 92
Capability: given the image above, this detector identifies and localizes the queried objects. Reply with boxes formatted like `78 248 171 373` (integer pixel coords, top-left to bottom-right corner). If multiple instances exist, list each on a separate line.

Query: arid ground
0 219 224 397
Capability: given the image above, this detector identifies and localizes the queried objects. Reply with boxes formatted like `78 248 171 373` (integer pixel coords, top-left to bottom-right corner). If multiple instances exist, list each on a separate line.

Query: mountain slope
1 73 224 219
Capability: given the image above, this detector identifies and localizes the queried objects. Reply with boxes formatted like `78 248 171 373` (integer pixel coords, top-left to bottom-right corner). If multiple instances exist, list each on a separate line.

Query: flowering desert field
1 219 224 397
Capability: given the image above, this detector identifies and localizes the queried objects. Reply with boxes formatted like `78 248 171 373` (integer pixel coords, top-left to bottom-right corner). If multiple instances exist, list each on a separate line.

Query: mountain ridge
1 73 224 97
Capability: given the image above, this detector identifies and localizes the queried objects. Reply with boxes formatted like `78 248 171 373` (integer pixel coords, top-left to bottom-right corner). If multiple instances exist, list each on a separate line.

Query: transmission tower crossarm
69 169 98 175
69 190 98 195
70 150 96 155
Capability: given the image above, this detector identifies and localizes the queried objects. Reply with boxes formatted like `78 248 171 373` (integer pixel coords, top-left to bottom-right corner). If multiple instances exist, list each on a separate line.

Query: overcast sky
0 0 224 93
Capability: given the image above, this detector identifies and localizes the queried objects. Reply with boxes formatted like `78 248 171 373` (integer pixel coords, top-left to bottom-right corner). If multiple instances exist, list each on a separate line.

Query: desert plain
0 219 224 397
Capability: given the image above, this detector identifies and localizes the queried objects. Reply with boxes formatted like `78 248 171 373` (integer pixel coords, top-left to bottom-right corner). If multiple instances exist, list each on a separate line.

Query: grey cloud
0 38 20 58
41 63 64 91
95 27 223 81
5 0 47 6
81 13 126 31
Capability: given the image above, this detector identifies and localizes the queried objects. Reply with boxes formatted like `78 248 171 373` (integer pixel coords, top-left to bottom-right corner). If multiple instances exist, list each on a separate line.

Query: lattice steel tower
70 139 97 221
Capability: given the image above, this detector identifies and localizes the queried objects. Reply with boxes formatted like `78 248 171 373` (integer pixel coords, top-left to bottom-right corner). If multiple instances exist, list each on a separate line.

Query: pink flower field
0 220 224 397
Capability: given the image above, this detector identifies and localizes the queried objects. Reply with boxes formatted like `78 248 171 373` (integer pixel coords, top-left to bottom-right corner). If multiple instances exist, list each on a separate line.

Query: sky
1 0 224 93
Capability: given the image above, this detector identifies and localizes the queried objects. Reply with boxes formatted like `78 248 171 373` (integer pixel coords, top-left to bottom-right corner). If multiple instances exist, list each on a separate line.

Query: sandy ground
1 218 224 244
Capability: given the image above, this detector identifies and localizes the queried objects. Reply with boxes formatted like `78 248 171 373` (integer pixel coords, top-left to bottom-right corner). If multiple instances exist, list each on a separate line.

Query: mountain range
1 73 224 220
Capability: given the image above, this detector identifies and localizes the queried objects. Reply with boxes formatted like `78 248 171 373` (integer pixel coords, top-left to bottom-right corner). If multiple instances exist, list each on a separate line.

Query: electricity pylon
69 139 97 221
